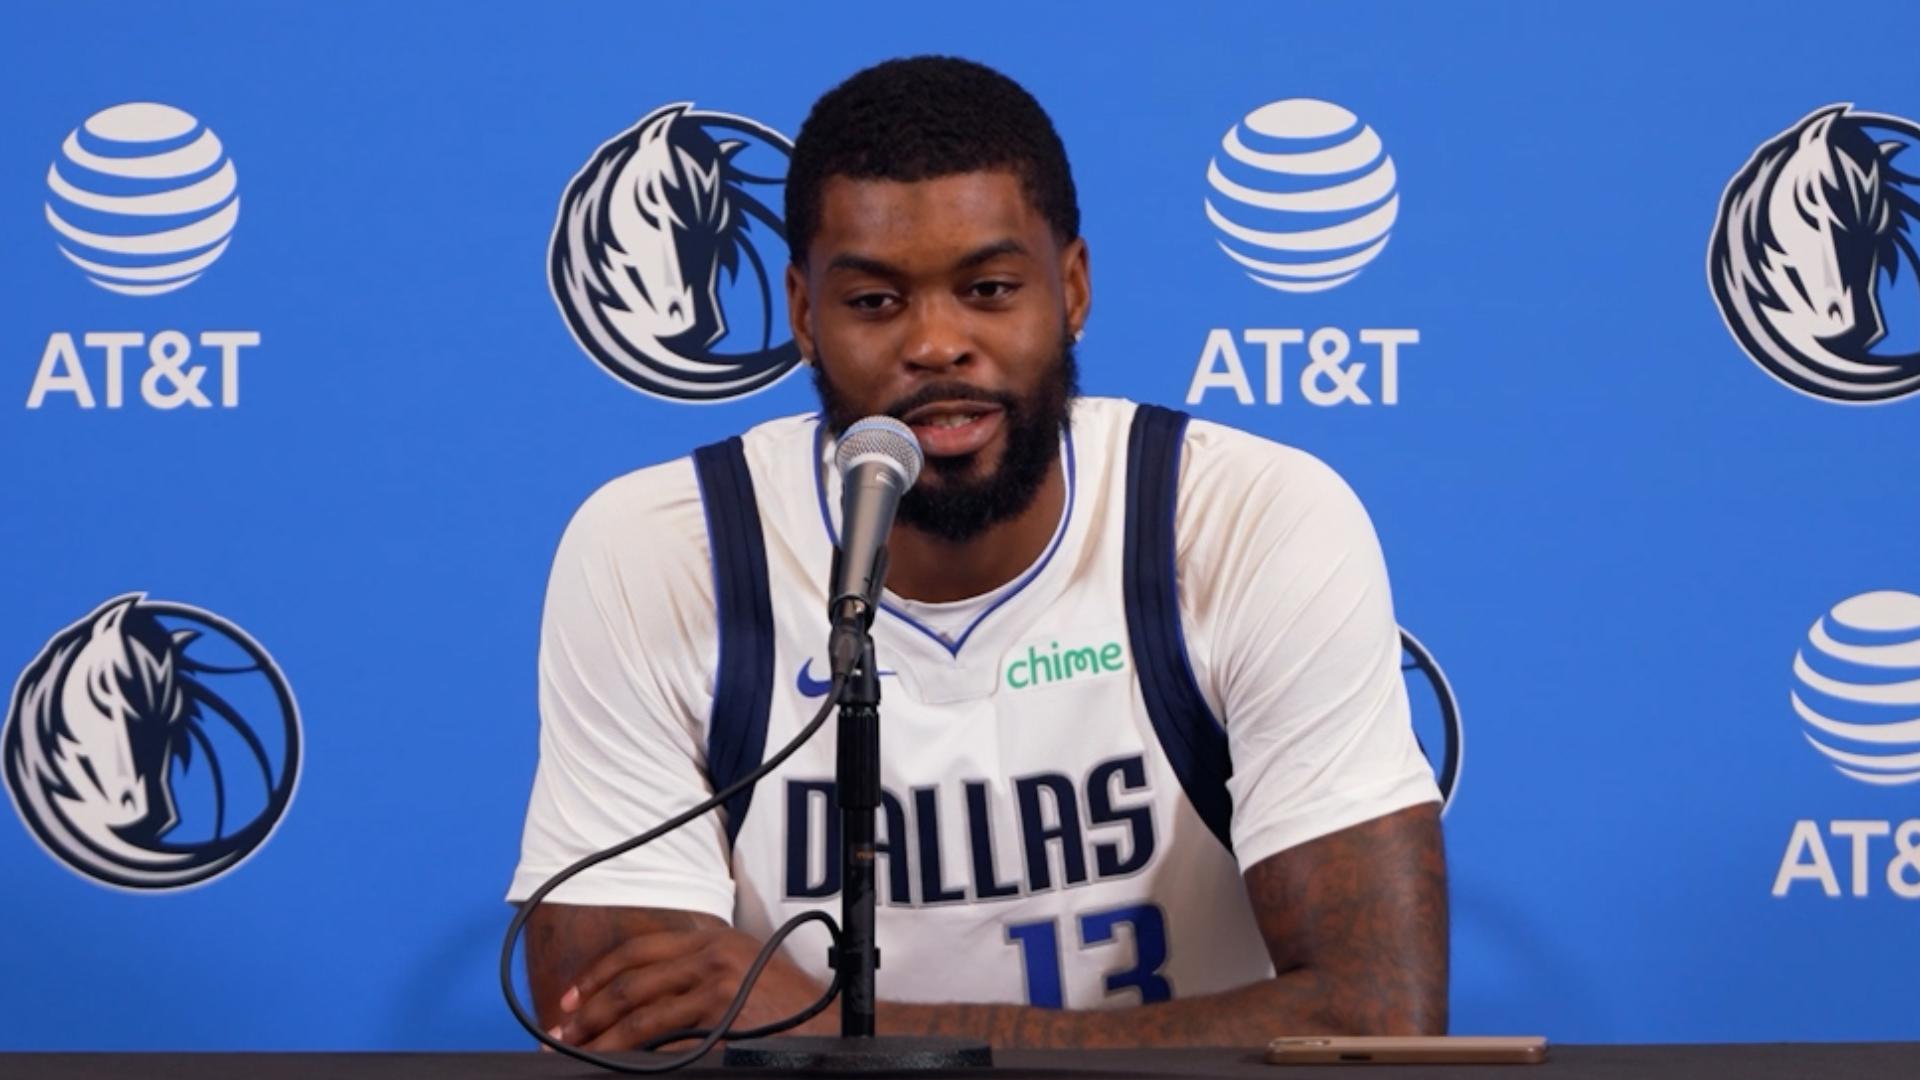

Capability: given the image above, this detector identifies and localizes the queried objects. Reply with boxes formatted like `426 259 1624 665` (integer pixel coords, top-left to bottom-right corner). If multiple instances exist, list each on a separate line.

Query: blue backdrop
3 0 1917 1049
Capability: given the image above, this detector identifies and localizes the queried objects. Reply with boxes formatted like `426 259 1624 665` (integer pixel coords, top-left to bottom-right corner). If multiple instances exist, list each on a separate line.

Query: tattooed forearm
519 805 1445 1049
877 803 1448 1048
1245 801 1448 1036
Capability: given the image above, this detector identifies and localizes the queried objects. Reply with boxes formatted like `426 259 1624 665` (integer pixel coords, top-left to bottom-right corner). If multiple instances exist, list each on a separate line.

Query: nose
900 295 970 372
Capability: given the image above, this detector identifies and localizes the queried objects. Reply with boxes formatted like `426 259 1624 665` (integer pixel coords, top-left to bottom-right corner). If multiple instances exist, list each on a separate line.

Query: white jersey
509 397 1438 1009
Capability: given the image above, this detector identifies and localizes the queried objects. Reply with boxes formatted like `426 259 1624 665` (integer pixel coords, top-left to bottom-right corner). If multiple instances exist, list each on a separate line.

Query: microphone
827 416 923 676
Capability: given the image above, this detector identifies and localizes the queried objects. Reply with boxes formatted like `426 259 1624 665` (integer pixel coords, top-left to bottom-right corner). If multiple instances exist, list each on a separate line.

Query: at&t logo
46 102 238 295
1790 590 1920 785
1204 98 1399 293
1188 98 1418 409
26 102 261 411
1771 590 1920 900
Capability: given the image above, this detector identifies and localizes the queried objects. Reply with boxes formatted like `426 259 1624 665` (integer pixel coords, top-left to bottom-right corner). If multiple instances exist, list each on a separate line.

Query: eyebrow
825 238 1031 278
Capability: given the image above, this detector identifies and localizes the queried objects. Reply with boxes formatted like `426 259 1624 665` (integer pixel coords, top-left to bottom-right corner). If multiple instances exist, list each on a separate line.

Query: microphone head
835 416 924 487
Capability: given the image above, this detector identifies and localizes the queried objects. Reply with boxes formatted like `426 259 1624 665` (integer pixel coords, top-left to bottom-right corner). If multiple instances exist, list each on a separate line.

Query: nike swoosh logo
796 658 895 698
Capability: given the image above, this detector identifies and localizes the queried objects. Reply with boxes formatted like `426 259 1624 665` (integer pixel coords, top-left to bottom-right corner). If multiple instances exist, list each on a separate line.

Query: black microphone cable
500 674 850 1073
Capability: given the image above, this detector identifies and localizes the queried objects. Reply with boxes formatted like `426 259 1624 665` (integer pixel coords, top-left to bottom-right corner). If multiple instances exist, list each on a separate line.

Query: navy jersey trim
692 436 776 847
1122 405 1234 853
809 419 1078 658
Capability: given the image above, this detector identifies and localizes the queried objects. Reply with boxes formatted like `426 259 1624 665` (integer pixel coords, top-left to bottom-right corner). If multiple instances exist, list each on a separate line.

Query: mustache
882 381 1019 422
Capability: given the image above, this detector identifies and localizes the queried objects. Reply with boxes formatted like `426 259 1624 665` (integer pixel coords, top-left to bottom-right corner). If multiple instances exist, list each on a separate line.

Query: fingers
551 925 782 1051
568 928 710 1008
580 988 720 1053
562 958 706 1046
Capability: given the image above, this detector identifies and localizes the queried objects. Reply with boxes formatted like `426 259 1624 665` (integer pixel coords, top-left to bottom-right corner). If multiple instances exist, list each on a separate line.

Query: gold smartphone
1264 1036 1549 1065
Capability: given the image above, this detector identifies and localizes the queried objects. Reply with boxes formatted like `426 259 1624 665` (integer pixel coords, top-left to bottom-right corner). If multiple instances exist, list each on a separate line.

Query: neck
881 455 1066 604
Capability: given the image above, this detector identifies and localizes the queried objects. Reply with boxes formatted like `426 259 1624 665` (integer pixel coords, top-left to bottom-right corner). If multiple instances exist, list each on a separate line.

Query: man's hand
536 910 838 1051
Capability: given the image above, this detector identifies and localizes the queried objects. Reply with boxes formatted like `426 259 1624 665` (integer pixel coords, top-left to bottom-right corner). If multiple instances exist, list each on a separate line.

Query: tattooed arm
876 800 1448 1047
530 803 1446 1050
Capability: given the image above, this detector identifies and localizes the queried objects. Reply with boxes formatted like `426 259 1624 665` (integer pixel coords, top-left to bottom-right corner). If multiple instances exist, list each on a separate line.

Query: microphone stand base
723 1035 992 1071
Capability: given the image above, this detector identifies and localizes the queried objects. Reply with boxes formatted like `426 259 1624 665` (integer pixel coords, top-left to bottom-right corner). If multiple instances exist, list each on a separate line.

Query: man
509 55 1446 1051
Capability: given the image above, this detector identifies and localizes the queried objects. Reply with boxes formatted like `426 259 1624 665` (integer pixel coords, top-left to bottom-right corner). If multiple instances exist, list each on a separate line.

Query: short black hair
784 55 1080 265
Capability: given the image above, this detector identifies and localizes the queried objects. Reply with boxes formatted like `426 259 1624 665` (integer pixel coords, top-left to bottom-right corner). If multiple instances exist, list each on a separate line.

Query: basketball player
509 56 1447 1050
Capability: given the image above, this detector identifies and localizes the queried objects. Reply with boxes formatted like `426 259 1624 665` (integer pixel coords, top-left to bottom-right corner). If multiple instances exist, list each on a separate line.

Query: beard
811 331 1079 544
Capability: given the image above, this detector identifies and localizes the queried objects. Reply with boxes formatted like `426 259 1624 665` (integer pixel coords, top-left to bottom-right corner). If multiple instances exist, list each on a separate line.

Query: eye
846 292 897 313
1784 265 1813 306
968 280 1020 301
78 757 106 798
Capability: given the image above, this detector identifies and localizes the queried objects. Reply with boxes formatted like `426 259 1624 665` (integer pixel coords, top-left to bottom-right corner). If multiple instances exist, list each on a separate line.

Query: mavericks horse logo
550 103 800 402
2 595 299 890
1709 104 1920 403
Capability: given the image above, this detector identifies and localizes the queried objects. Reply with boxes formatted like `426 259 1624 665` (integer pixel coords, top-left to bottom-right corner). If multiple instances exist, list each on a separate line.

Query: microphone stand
725 619 992 1072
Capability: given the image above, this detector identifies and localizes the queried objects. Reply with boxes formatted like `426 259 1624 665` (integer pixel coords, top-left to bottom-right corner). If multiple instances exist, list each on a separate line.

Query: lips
901 401 1004 458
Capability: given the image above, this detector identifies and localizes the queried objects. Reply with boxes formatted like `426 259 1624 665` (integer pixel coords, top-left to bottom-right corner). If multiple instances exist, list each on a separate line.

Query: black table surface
5 1045 1919 1080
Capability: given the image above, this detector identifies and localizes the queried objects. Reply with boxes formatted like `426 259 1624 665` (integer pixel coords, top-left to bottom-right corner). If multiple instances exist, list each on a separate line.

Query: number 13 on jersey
1004 902 1171 1007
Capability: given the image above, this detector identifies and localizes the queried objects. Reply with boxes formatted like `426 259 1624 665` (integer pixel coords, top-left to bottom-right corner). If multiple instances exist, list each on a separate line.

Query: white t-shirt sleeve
1177 420 1441 872
505 460 735 919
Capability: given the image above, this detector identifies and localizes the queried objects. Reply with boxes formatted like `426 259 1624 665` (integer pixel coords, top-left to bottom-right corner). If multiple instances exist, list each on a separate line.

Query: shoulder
1168 415 1390 654
547 449 715 630
1180 414 1357 507
1069 398 1357 506
559 412 815 564
1062 398 1373 552
537 460 712 687
1175 414 1377 556
1066 395 1140 438
737 411 823 472
561 455 706 566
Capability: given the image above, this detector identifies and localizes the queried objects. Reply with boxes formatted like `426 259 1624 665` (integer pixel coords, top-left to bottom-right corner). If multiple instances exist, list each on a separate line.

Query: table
6 1045 1920 1080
